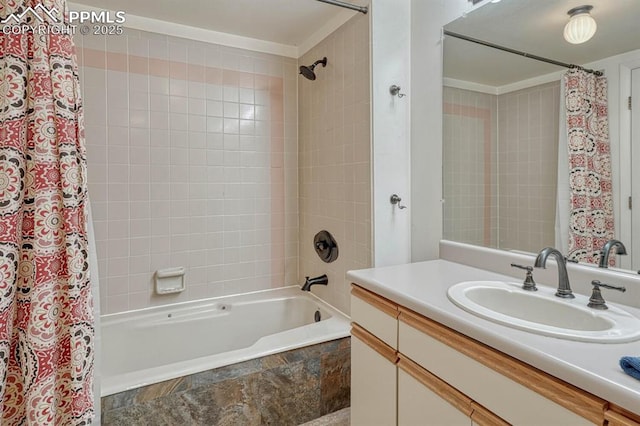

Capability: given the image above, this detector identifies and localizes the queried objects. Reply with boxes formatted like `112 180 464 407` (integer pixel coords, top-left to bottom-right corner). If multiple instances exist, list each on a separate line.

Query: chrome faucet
598 239 627 268
534 247 574 299
301 274 328 291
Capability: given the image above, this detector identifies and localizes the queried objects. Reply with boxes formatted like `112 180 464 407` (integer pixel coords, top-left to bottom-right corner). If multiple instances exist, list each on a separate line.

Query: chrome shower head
299 57 327 80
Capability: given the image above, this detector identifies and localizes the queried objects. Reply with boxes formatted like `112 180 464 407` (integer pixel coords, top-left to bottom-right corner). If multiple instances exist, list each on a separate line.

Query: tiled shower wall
299 13 372 315
75 30 298 314
443 87 498 247
497 81 560 252
443 81 560 253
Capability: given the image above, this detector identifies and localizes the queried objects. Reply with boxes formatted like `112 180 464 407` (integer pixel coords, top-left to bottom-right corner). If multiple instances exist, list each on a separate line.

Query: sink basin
447 281 640 343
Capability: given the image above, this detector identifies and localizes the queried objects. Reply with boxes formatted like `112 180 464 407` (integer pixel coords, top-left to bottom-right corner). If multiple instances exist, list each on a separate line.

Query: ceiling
444 0 640 88
72 0 367 48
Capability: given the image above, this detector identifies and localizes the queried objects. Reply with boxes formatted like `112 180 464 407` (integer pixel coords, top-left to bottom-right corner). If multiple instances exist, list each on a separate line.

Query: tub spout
302 274 328 291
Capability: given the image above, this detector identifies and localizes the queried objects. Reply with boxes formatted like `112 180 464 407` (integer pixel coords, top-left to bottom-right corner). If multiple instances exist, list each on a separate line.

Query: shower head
299 57 327 81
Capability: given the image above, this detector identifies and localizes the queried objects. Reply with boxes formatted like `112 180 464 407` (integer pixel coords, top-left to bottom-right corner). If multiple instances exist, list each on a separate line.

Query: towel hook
389 85 406 98
390 194 407 209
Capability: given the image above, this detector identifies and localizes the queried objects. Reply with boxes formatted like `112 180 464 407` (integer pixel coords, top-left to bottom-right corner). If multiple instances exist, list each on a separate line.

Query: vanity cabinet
350 284 632 426
351 285 507 426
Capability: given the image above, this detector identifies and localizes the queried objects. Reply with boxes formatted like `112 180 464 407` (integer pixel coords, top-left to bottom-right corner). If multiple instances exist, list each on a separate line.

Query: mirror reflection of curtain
559 69 615 264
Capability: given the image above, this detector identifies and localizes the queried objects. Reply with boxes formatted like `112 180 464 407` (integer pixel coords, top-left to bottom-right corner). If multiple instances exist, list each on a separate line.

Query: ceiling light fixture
563 5 597 44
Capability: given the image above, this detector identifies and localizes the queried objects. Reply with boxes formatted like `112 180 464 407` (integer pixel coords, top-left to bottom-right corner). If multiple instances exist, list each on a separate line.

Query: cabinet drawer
351 284 399 349
398 309 605 425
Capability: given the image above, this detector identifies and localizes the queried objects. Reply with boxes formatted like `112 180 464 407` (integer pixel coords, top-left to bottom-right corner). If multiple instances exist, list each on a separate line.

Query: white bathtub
100 286 351 396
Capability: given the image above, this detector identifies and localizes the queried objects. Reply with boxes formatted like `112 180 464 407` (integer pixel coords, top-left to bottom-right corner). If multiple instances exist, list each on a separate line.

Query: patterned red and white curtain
0 0 94 424
564 69 615 265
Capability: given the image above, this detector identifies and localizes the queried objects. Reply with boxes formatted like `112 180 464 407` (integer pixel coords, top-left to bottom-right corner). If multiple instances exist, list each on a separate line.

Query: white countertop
346 259 640 414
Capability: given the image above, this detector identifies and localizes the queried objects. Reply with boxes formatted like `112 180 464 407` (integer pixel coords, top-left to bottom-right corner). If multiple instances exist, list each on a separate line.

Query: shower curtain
558 68 614 264
0 0 94 424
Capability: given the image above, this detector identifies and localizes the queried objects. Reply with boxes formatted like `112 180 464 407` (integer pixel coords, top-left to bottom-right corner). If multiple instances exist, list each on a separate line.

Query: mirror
442 0 640 272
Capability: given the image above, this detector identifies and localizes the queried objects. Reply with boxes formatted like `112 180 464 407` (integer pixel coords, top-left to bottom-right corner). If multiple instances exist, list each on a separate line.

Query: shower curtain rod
316 0 368 14
444 30 603 76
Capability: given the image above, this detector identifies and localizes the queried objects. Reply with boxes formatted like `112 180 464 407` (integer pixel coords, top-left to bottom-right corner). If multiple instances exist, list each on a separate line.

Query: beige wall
298 13 372 315
77 29 298 314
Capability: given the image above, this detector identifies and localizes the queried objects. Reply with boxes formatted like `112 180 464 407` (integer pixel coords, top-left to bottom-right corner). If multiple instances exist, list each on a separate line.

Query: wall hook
389 85 406 98
390 194 407 209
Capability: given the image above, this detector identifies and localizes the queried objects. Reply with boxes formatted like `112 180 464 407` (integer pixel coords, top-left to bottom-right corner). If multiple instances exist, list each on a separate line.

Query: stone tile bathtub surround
101 338 350 425
74 29 298 314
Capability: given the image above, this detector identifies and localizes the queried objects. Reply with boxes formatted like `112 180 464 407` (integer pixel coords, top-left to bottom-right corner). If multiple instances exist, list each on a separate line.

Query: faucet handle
588 280 626 310
510 264 537 292
511 263 532 272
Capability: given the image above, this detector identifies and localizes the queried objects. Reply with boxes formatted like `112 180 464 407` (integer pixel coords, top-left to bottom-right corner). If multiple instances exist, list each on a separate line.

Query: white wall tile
83 30 295 314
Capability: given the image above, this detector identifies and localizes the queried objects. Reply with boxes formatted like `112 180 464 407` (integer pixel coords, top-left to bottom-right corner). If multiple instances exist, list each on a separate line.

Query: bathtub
100 286 351 396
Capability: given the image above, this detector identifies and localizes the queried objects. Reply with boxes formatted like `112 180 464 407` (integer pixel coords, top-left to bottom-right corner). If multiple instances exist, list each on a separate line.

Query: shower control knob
314 230 339 263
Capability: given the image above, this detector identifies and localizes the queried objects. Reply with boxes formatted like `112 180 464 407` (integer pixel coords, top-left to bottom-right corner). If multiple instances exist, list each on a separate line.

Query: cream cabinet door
351 330 397 426
398 368 470 426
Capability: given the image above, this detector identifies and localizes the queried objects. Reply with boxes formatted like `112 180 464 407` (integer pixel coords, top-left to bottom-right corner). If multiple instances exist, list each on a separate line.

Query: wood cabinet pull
351 284 399 318
398 354 473 417
351 323 398 364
